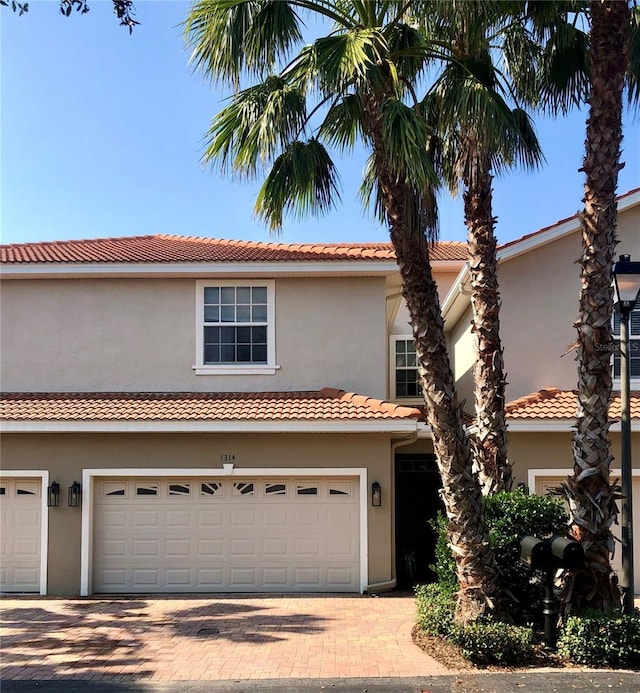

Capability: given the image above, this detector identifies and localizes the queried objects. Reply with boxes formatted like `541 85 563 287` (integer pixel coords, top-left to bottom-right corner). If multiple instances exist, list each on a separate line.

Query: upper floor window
194 280 277 375
391 336 422 399
613 299 640 382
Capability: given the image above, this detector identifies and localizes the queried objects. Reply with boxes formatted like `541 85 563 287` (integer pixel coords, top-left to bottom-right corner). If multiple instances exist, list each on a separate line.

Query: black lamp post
612 253 640 615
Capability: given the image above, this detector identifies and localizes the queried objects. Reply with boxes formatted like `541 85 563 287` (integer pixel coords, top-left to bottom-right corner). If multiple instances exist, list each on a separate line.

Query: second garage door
0 477 42 593
93 475 360 593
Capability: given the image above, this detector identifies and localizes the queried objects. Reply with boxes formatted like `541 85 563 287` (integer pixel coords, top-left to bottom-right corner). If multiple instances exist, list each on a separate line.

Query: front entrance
394 454 443 588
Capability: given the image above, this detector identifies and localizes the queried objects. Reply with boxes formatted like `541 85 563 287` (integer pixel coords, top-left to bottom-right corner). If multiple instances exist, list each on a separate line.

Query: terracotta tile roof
506 387 640 420
499 187 640 254
0 389 421 422
0 235 466 264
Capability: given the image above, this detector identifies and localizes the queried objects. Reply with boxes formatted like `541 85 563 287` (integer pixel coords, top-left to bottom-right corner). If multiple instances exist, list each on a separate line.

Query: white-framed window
613 299 640 384
390 335 422 399
194 280 278 375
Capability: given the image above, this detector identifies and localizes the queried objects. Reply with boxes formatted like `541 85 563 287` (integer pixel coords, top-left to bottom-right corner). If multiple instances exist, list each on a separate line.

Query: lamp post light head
612 254 640 315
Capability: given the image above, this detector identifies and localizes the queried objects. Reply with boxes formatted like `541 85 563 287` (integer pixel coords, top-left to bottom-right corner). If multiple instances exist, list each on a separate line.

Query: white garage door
93 476 360 593
0 478 42 593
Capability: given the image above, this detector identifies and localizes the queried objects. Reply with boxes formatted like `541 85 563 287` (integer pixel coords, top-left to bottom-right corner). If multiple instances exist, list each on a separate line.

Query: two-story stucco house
0 237 465 596
1 188 638 597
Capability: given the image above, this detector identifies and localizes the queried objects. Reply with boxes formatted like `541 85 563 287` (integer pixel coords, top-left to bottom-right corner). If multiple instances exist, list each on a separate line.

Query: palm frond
202 76 307 177
495 107 544 173
311 29 390 94
255 139 341 231
501 16 544 107
317 93 369 149
537 17 589 114
381 99 438 191
185 0 303 86
431 60 542 175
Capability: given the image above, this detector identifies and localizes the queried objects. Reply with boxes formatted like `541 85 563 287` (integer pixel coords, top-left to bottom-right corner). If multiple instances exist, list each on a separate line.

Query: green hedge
415 582 537 665
558 611 640 668
415 582 456 636
450 621 536 666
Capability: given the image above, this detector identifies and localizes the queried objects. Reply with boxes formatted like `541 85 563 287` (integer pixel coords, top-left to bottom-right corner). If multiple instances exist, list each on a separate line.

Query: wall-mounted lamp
47 481 60 507
68 481 82 508
371 481 382 507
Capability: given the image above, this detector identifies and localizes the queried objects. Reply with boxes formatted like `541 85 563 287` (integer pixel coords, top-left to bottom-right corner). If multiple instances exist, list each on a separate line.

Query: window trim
389 335 422 402
194 279 278 375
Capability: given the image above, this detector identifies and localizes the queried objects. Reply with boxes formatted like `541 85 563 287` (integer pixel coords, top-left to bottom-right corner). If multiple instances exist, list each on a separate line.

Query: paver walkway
0 594 452 682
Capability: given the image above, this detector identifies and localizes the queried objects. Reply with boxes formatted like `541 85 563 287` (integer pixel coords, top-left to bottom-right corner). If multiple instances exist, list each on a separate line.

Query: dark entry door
395 453 444 588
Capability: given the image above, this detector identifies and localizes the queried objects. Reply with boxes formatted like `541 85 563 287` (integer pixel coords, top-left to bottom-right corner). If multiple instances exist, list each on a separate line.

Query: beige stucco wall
448 306 475 408
508 429 640 481
0 431 396 596
494 208 639 402
0 276 387 397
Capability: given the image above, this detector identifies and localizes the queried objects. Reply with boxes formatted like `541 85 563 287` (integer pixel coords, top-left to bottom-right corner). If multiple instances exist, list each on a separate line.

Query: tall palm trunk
463 147 511 494
365 96 503 624
566 0 630 613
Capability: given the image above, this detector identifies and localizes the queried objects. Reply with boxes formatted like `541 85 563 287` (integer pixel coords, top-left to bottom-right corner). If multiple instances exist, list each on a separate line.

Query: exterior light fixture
612 253 640 615
47 481 60 507
68 481 82 508
371 481 382 507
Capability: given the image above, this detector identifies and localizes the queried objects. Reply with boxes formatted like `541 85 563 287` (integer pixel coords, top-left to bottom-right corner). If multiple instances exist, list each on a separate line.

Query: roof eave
0 419 421 434
0 259 465 279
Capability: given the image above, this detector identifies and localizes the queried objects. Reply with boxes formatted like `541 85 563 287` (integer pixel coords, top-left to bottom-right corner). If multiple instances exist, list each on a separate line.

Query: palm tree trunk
463 150 511 494
364 96 503 624
565 0 630 614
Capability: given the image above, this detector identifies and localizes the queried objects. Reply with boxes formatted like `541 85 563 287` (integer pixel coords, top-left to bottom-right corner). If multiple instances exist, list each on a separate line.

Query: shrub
484 490 568 625
415 582 456 636
429 512 458 592
430 490 568 625
450 621 535 666
558 610 640 668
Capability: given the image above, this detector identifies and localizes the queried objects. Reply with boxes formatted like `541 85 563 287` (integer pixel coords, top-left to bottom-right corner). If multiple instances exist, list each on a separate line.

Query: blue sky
2 1 639 247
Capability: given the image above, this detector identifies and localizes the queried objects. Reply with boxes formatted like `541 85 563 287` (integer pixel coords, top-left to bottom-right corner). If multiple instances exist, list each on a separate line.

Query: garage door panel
199 511 224 527
167 511 191 527
263 508 288 526
166 569 191 585
94 476 360 593
198 539 223 556
263 568 288 586
263 538 287 555
198 568 224 586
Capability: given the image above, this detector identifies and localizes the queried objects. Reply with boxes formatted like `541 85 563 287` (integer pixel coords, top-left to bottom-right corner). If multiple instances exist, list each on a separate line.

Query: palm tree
419 1 543 494
184 0 504 623
529 0 637 613
568 0 632 614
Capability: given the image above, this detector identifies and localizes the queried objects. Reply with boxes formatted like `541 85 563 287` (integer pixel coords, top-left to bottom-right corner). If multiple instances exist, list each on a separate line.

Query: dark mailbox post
520 535 585 649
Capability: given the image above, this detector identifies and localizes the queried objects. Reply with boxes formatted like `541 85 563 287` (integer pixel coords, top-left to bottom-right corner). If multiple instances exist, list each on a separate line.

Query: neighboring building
1 189 638 596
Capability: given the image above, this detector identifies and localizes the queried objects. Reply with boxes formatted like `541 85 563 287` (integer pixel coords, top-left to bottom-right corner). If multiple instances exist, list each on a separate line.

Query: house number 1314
220 454 236 462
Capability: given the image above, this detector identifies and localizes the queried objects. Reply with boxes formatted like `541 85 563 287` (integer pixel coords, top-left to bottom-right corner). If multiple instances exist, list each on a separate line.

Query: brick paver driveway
0 594 450 682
